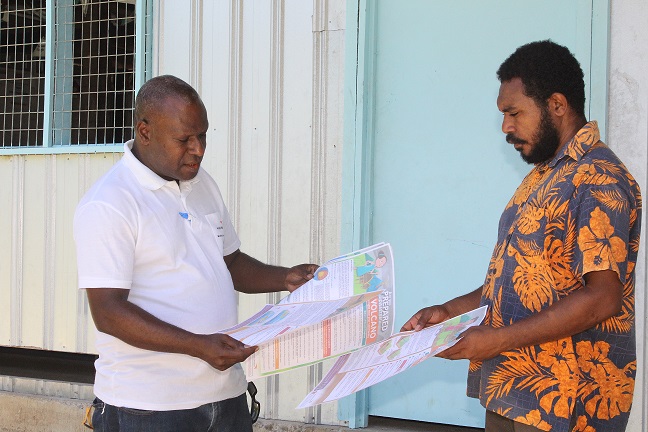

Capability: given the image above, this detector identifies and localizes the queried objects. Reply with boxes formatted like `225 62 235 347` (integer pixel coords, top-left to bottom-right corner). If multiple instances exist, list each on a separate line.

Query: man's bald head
134 75 204 125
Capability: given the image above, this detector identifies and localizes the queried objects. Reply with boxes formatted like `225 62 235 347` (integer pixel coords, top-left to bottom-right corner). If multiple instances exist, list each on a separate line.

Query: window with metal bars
0 0 151 152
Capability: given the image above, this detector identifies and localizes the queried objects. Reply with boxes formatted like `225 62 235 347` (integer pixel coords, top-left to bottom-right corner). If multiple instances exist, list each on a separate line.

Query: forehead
497 77 535 111
153 96 208 127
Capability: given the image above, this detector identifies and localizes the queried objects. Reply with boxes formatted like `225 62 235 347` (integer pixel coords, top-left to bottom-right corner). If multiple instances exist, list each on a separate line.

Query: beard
507 107 562 164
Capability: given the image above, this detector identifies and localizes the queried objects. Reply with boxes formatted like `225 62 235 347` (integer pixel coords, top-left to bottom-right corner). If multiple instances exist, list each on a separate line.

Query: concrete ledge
255 419 350 432
0 391 481 432
0 391 89 432
0 392 347 432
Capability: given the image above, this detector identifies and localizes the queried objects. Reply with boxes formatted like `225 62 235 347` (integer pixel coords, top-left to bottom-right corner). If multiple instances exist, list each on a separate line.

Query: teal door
341 0 609 427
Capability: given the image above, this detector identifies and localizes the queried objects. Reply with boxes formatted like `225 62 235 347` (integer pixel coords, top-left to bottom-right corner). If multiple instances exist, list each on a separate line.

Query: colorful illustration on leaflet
353 250 388 294
314 266 329 281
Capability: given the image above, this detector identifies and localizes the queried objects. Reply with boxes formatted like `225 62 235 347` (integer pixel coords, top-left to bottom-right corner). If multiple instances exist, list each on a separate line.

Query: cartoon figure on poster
354 250 388 293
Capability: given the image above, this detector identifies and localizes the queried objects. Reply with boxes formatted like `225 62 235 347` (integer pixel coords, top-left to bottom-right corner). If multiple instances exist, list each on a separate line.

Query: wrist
184 333 207 359
494 326 516 353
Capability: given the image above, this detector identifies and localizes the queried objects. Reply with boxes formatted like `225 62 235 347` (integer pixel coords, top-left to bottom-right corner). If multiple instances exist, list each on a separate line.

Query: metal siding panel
43 156 57 350
156 0 193 81
238 0 271 263
200 0 232 192
0 157 13 345
21 156 48 348
10 156 25 347
282 0 315 269
52 155 80 352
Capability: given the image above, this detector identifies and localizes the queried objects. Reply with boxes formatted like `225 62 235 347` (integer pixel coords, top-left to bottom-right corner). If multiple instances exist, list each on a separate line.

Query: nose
188 136 206 157
501 115 514 135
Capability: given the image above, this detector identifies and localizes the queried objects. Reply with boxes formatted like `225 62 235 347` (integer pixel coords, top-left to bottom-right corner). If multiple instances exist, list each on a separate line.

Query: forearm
90 294 205 357
442 286 483 317
227 251 288 294
495 273 622 352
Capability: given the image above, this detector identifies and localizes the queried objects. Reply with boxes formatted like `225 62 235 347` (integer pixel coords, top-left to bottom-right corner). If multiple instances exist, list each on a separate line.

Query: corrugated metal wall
0 153 121 353
0 0 346 425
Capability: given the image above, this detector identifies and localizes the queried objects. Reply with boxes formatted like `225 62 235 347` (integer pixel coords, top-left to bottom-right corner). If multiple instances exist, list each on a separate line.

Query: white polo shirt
73 140 247 410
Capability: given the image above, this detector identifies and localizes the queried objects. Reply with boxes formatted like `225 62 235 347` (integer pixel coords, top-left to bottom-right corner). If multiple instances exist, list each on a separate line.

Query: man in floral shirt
402 40 641 431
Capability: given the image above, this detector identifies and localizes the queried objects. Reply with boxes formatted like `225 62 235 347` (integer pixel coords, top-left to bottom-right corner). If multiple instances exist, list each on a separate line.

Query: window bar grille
0 2 46 147
2 0 144 151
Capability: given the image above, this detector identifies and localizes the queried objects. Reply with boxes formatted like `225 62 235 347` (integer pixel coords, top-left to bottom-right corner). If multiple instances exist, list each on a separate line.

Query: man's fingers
401 306 451 332
400 315 420 332
401 308 433 332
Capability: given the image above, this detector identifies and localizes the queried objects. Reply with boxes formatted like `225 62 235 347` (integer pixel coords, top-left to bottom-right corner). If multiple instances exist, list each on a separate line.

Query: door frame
338 0 610 428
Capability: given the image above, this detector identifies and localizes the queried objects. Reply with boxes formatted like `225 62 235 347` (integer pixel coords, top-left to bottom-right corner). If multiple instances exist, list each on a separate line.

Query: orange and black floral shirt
467 122 642 431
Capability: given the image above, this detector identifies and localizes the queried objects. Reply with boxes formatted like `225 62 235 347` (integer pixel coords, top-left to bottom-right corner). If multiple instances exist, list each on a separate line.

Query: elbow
91 312 115 335
603 295 623 320
88 304 123 336
589 291 623 327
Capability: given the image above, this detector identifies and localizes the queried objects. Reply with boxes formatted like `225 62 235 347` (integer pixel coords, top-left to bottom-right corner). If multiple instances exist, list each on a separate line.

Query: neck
131 141 144 163
557 116 588 150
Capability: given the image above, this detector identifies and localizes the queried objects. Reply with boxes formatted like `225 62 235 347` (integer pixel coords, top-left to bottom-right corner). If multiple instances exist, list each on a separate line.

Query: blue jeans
91 393 253 432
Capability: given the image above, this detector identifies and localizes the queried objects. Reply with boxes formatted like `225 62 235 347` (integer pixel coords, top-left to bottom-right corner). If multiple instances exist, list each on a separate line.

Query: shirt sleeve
73 201 136 289
570 168 635 284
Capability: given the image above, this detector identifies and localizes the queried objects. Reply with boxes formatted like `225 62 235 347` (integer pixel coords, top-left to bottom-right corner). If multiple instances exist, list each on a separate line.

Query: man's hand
435 326 506 362
226 249 318 294
401 288 483 332
284 264 319 292
194 333 258 371
401 305 451 332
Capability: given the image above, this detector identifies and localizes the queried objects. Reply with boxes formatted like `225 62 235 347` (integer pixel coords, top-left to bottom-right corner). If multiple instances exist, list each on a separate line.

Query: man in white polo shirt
74 75 317 432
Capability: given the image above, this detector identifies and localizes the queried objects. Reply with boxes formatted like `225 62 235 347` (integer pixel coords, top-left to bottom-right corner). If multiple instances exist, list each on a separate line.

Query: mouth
506 134 527 146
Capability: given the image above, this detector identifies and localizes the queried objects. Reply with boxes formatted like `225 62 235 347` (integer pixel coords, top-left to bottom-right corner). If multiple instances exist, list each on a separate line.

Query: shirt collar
122 140 201 191
545 121 600 168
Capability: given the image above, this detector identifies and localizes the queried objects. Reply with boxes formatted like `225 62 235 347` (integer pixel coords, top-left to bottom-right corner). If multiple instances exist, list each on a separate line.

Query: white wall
609 1 648 430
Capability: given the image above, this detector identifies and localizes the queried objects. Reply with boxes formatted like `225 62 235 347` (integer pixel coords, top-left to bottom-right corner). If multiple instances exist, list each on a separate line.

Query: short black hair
134 75 203 123
497 40 586 118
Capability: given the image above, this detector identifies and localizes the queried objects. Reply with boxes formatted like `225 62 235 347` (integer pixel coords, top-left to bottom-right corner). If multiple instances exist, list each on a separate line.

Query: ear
135 120 151 145
547 92 568 118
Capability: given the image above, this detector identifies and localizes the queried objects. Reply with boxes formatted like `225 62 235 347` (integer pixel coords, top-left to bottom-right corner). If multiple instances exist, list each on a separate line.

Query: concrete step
255 417 483 432
0 391 483 432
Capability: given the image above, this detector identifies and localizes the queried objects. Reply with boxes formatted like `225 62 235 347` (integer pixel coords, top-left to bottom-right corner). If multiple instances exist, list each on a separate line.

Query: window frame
0 0 152 155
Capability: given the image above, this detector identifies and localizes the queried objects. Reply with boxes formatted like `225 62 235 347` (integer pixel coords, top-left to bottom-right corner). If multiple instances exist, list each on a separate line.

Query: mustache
506 134 527 145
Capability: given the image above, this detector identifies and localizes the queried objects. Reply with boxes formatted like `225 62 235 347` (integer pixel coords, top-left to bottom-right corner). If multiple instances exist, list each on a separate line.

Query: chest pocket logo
204 212 225 252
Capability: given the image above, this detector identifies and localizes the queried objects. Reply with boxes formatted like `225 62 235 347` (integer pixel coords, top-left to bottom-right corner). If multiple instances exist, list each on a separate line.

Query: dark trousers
91 393 253 432
485 410 578 432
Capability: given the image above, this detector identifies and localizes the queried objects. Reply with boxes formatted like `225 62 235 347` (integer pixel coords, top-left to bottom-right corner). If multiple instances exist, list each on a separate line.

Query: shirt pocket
204 212 225 253
507 205 548 253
